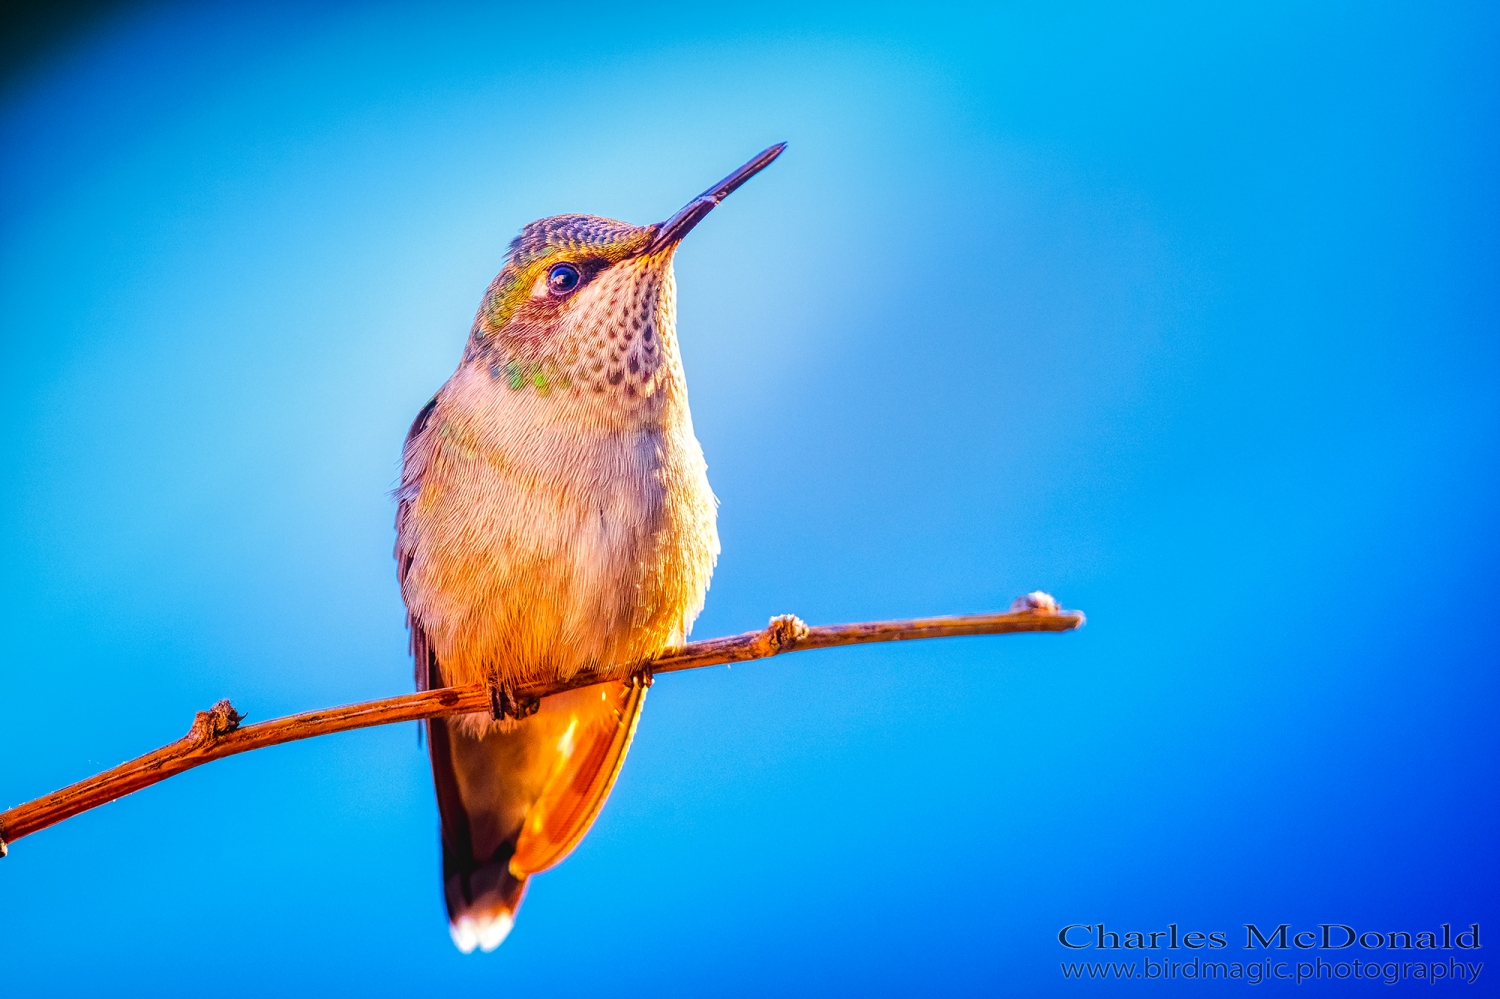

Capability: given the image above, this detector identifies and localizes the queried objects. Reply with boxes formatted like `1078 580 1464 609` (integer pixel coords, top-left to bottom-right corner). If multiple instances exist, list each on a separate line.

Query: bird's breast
399 366 718 689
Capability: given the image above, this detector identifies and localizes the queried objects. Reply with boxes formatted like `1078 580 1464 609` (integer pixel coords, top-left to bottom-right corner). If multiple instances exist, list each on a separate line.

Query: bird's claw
488 682 540 721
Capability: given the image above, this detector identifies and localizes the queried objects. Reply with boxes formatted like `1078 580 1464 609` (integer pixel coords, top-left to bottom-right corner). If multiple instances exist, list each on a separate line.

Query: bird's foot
488 681 540 721
632 667 654 690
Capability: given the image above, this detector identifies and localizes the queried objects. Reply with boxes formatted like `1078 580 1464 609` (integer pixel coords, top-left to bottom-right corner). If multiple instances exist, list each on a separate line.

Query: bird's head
462 144 784 420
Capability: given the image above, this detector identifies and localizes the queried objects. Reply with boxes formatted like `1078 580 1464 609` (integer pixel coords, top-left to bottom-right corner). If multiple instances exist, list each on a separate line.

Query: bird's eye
547 262 581 296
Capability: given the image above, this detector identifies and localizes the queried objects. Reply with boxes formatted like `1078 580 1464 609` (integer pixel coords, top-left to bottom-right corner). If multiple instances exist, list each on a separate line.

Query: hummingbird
395 144 785 952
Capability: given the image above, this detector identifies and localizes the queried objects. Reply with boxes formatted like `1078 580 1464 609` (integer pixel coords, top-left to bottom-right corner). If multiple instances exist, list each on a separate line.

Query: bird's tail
427 713 529 952
423 666 647 953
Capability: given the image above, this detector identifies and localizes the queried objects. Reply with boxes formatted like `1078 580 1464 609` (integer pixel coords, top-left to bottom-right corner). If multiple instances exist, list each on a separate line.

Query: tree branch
0 593 1083 855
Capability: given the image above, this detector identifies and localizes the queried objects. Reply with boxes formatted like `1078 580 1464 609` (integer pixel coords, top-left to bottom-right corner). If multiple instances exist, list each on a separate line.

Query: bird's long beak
647 143 786 254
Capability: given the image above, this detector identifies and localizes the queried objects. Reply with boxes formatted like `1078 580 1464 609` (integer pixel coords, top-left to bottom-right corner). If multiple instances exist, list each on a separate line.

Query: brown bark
0 595 1082 855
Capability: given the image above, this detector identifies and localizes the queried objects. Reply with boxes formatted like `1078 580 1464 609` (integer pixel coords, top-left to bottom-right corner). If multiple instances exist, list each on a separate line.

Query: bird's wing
396 395 439 692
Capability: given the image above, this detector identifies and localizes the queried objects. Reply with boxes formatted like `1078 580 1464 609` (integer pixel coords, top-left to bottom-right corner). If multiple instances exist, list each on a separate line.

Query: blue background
2 2 1496 994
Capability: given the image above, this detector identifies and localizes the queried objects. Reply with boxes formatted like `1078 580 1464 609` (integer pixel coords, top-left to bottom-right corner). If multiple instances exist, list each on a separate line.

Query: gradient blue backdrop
2 2 1496 994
